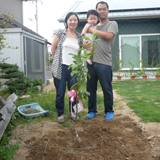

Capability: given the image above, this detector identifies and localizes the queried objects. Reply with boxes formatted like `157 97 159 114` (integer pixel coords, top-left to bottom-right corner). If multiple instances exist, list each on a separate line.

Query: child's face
87 14 98 26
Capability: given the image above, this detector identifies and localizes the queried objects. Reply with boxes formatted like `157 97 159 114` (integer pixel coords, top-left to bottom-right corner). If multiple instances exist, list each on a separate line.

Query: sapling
68 32 100 142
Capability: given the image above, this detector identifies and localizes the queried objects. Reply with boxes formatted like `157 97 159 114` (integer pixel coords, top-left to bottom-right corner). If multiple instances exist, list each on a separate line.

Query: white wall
1 31 23 71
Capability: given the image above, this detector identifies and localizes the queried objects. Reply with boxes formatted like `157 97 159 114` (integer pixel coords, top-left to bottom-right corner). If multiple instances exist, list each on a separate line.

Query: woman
51 12 83 123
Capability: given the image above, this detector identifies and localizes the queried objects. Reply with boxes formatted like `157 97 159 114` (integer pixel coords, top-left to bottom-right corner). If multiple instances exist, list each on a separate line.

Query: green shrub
32 79 43 86
0 71 24 78
4 77 43 94
0 67 18 73
0 63 23 79
0 63 18 69
0 63 44 95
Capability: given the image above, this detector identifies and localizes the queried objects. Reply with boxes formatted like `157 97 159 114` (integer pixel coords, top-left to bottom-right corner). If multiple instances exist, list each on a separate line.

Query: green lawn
112 79 160 122
1 79 160 126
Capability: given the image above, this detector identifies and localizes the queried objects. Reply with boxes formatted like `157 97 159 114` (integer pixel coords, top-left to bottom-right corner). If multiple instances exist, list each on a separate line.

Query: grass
0 128 20 160
0 79 160 159
112 79 160 122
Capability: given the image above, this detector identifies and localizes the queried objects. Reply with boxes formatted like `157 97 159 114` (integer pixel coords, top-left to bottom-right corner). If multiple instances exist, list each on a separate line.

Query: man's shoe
57 117 64 123
106 112 114 121
86 112 96 119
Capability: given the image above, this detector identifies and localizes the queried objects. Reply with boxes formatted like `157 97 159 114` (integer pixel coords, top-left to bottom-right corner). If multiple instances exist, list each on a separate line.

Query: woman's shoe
57 117 64 123
71 115 79 121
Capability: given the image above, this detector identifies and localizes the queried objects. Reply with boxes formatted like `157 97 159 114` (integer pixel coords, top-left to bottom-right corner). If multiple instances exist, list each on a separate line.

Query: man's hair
87 9 99 19
64 12 79 28
96 1 109 9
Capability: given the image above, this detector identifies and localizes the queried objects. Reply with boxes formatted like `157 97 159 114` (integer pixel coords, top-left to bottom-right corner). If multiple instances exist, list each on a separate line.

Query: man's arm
88 27 114 40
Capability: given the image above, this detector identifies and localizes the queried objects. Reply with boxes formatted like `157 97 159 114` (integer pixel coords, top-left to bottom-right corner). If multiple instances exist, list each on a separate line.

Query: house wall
1 28 47 83
0 0 23 24
1 32 23 70
113 18 160 71
77 18 160 71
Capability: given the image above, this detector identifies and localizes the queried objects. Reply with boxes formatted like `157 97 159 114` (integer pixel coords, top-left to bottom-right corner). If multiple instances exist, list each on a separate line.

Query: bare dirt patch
11 83 160 160
43 81 55 93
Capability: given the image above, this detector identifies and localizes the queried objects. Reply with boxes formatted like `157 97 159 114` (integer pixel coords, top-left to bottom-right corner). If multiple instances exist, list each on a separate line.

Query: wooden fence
0 93 17 140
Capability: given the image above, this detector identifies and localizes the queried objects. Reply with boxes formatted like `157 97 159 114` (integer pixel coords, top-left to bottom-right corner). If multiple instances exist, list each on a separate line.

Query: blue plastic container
17 103 49 119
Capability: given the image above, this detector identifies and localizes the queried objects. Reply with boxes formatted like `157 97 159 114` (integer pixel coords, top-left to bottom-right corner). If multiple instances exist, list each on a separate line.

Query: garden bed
11 89 160 160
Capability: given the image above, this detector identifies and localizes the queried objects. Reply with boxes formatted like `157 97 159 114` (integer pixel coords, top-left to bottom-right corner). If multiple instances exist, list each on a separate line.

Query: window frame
119 33 160 70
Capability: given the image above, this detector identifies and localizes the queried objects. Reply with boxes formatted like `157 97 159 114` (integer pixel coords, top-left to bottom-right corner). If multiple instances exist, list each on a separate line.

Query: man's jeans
53 64 77 117
87 62 113 113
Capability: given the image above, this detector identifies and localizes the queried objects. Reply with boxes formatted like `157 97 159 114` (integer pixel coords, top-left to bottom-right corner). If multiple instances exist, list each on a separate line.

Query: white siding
1 32 23 71
1 28 47 83
0 0 23 24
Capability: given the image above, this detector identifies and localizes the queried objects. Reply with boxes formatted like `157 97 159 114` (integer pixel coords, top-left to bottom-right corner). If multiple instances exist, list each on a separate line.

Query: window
119 34 160 69
142 35 160 67
24 37 45 81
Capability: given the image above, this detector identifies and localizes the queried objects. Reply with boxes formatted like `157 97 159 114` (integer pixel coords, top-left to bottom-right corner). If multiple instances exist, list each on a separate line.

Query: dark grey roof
58 0 160 22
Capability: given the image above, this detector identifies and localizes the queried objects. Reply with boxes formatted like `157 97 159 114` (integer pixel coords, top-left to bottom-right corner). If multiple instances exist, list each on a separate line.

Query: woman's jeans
53 64 77 117
87 62 113 113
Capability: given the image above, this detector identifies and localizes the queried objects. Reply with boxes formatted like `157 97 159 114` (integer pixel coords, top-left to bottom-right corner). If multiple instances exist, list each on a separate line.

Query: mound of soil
11 85 160 160
12 114 160 160
24 115 152 160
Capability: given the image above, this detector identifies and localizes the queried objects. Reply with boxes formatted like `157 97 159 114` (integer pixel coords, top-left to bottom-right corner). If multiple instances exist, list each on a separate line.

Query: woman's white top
62 37 79 65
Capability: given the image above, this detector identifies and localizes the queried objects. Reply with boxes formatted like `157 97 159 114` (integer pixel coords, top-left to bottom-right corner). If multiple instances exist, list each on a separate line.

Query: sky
23 0 77 43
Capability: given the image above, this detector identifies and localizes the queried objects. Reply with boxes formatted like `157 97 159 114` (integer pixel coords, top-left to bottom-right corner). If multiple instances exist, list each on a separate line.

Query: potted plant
155 64 160 80
117 72 122 80
130 73 136 80
115 50 123 80
128 60 137 80
141 59 147 80
142 72 147 80
117 59 123 80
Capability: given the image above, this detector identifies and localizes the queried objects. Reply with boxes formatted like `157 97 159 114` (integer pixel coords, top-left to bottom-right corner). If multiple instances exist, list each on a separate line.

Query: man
86 1 118 120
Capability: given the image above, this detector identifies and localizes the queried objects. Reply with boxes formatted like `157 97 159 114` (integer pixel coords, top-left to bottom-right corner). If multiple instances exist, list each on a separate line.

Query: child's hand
81 31 85 36
83 40 90 49
84 40 90 45
81 23 92 36
87 58 92 65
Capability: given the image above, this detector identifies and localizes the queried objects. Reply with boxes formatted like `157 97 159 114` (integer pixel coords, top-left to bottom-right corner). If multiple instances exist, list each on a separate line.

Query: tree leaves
68 32 100 100
83 36 91 40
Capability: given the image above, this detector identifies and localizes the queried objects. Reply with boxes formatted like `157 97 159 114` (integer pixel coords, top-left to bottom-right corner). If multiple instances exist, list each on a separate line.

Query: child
81 10 99 65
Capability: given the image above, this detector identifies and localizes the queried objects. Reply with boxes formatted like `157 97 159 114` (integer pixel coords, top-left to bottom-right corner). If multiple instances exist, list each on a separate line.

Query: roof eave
58 11 160 22
108 14 160 21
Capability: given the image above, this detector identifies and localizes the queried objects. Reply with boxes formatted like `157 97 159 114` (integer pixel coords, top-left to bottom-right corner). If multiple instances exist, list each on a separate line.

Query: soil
11 81 160 160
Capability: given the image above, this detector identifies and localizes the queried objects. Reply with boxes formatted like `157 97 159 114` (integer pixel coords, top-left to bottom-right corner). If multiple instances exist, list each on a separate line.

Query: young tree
68 32 100 142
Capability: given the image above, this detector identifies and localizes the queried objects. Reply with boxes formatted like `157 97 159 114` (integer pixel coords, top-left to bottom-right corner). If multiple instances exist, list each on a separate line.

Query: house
58 0 160 72
0 0 51 83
